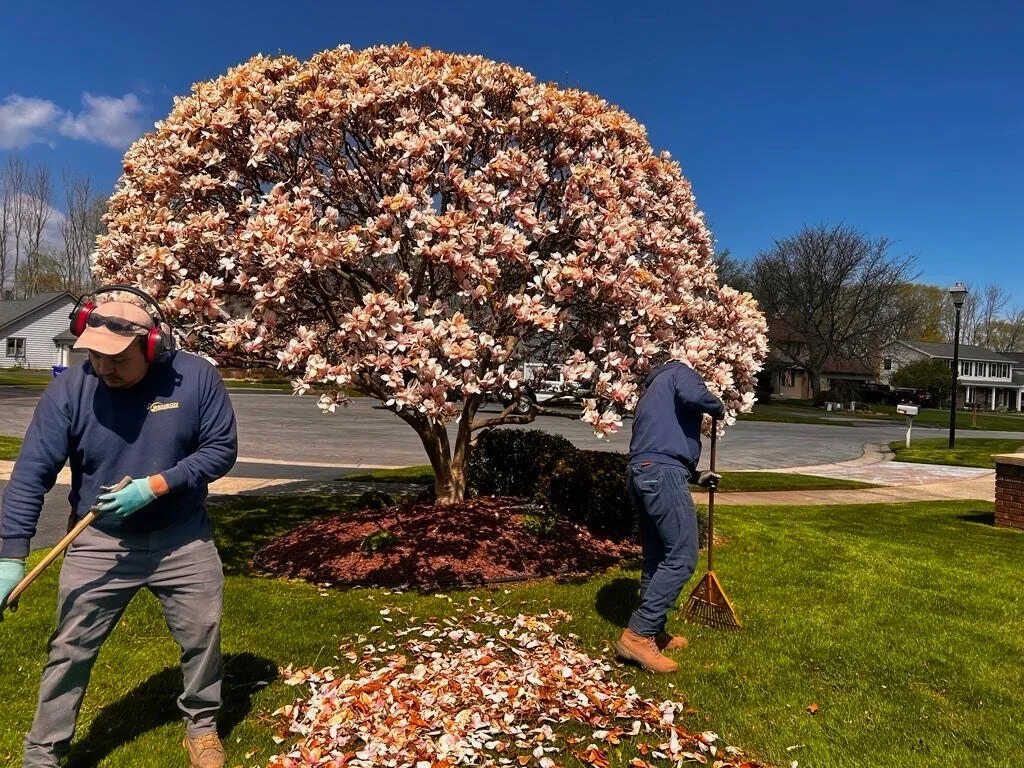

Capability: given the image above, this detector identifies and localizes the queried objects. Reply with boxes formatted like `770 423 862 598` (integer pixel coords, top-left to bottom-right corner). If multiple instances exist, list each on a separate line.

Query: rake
681 422 742 629
2 476 131 615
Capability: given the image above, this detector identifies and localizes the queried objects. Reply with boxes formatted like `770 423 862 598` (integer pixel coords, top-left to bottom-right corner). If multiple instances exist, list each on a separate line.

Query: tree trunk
808 369 823 402
409 396 482 504
415 422 459 503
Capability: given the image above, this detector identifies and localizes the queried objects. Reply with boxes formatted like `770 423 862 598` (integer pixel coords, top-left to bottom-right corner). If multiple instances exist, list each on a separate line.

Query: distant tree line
714 223 1024 400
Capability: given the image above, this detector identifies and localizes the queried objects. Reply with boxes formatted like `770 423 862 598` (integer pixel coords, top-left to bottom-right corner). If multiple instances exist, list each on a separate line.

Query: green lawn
855 404 1024 432
0 368 369 396
342 465 437 484
716 470 877 492
742 402 1024 432
0 367 294 391
890 437 1024 468
0 436 23 460
341 465 879 492
738 403 846 425
2 496 1020 767
0 369 51 387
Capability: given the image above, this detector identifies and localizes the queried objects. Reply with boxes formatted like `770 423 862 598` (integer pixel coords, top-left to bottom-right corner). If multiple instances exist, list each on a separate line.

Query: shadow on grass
65 652 276 767
958 510 996 526
595 577 640 629
211 493 357 576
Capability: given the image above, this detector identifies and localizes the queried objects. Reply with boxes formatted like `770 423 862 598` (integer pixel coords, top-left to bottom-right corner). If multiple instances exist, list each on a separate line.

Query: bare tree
752 223 919 399
939 283 978 344
986 307 1024 352
712 248 753 294
15 247 64 294
977 284 1009 347
938 282 1009 347
0 166 10 298
19 164 53 297
59 171 105 294
4 155 28 298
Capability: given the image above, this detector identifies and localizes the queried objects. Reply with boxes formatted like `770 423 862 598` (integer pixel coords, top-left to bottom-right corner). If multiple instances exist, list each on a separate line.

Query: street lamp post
948 282 968 449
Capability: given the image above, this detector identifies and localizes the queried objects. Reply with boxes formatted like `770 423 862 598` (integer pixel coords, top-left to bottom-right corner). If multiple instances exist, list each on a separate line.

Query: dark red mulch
252 496 640 588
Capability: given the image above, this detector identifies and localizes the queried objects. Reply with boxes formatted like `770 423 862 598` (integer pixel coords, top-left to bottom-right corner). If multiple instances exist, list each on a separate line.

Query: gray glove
696 471 721 489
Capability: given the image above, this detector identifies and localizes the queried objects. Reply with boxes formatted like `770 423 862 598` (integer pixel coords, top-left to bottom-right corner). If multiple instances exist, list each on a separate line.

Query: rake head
681 570 742 630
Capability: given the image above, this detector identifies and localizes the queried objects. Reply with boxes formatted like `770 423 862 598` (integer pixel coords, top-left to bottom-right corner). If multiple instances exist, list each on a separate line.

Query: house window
1002 364 1010 378
989 363 997 377
5 337 26 358
883 358 892 371
782 370 795 387
961 360 972 376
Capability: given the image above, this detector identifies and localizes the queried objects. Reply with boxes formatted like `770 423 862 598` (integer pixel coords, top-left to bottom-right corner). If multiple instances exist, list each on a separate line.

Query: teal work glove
0 558 26 616
96 477 157 520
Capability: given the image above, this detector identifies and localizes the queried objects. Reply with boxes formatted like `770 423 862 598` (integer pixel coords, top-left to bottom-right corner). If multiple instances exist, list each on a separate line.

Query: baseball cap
73 301 154 356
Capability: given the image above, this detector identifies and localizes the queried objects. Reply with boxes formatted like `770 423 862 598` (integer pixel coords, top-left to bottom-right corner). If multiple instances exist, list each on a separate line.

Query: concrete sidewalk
693 441 996 506
693 475 994 506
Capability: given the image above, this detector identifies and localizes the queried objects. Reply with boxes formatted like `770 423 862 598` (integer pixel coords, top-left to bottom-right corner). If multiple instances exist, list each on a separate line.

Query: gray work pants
22 521 224 767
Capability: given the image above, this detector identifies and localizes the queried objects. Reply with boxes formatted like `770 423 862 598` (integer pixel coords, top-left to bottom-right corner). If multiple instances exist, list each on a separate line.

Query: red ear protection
143 326 172 365
67 286 175 365
69 301 97 337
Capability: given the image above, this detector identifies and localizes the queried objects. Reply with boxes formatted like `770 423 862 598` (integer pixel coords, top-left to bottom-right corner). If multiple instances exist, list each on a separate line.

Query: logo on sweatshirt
148 401 180 413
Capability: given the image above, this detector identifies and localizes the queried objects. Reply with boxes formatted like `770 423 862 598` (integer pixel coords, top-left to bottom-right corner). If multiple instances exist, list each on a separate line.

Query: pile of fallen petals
267 606 762 767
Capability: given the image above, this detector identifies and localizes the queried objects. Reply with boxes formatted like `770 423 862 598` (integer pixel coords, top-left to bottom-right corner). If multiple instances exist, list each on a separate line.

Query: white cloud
0 92 145 151
58 93 145 150
0 95 61 149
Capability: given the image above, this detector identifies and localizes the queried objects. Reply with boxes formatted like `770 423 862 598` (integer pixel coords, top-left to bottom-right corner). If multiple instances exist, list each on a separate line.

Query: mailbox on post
896 403 919 447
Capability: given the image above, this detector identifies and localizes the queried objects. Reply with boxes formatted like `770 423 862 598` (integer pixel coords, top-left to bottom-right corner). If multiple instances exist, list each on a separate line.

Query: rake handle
5 510 100 611
3 476 131 614
706 419 717 572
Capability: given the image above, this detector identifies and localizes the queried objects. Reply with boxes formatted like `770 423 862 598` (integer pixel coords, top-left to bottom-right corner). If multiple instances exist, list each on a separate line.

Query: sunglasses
87 313 148 336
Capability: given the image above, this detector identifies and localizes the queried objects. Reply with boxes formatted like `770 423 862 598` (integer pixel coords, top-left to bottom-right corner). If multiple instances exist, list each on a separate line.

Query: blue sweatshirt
628 361 726 477
0 351 238 558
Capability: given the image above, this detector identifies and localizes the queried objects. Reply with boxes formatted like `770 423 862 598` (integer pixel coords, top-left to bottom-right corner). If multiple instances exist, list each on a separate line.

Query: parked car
495 382 592 414
855 382 894 405
892 387 935 408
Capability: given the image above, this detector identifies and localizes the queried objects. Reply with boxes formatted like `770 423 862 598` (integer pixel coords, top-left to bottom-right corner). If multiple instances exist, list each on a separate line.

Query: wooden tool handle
6 510 100 609
707 419 718 572
3 476 132 613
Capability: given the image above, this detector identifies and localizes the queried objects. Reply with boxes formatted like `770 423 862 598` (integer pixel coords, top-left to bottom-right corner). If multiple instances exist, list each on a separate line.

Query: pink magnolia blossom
93 44 767 501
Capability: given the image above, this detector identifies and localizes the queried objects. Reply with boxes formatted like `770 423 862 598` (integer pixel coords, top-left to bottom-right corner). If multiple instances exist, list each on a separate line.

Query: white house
0 292 84 370
881 340 1024 411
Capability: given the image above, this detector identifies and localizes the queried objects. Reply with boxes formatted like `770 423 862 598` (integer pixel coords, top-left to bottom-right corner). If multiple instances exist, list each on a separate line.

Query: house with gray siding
880 340 1023 411
0 292 83 370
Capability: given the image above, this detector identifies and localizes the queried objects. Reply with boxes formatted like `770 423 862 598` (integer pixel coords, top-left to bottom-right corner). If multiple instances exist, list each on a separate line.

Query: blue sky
1 0 1022 304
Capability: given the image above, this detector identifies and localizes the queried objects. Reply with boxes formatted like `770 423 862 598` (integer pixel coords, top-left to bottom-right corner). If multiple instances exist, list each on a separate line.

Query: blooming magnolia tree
94 44 768 503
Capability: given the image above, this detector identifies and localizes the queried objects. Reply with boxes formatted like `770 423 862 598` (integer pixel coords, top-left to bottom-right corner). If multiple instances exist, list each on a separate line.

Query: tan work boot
184 732 225 768
615 629 679 673
655 631 689 651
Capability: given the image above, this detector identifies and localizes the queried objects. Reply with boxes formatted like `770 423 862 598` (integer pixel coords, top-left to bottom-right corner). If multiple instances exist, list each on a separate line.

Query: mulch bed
253 496 640 588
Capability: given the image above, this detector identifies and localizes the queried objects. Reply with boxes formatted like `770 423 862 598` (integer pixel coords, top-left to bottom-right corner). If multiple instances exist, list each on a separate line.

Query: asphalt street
3 386 1022 552
4 386 1007 470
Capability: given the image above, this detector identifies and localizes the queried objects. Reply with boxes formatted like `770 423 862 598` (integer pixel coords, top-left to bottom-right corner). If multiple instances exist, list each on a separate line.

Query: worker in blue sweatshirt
615 359 725 673
0 289 237 768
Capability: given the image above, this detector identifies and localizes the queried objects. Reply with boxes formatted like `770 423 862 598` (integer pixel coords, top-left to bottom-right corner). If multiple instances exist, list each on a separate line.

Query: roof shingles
0 292 74 333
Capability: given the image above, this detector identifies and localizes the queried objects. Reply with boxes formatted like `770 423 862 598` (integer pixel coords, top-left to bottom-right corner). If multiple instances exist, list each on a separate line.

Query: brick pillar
994 454 1024 529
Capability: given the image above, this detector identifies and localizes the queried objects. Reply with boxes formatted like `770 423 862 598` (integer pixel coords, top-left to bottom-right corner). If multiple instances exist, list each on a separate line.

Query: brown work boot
184 732 225 768
655 631 689 651
615 629 679 673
